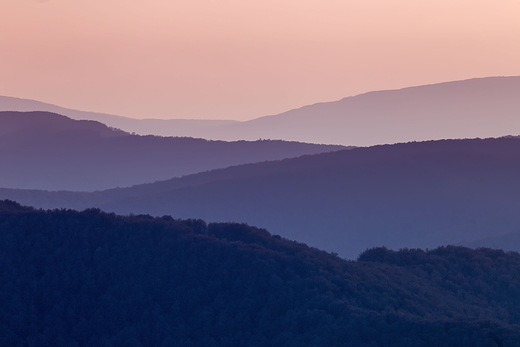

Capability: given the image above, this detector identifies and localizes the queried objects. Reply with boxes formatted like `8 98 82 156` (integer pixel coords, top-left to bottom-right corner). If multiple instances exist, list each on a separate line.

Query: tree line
0 200 518 346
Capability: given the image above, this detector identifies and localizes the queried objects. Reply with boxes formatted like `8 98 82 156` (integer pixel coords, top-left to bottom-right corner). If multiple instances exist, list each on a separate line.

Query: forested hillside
0 200 519 346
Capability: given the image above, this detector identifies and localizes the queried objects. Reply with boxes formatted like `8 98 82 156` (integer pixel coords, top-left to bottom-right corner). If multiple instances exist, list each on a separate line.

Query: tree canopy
0 200 518 346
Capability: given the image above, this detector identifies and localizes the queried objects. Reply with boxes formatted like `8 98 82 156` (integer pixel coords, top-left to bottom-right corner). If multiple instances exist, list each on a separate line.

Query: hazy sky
1 0 520 120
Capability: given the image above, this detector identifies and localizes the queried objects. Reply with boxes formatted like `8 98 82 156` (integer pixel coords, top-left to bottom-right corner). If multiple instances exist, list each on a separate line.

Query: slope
223 76 520 145
3 76 520 146
0 95 239 137
0 111 345 191
3 137 520 258
1 200 520 346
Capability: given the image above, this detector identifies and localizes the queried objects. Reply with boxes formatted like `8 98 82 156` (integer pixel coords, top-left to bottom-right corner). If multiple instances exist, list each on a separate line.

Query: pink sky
1 0 520 120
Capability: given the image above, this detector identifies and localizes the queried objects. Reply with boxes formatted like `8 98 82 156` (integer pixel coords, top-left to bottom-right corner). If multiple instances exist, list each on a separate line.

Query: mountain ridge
0 111 345 191
2 76 519 145
3 136 520 258
0 96 240 138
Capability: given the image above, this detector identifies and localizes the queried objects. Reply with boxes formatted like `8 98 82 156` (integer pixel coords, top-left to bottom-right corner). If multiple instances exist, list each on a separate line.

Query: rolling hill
3 76 520 146
3 137 520 258
1 200 520 346
0 95 239 138
220 76 520 145
0 111 345 191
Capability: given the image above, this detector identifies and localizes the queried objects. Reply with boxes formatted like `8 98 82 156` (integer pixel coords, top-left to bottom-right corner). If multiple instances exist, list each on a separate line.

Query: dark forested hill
0 200 519 346
0 111 344 191
3 137 520 259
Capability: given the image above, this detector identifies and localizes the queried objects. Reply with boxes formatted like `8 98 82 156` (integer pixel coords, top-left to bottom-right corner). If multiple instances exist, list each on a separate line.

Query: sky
1 0 520 120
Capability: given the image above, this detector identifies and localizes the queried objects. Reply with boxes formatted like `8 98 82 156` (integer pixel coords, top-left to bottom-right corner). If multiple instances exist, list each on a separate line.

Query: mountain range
0 111 344 191
3 136 520 258
3 77 520 345
2 76 520 146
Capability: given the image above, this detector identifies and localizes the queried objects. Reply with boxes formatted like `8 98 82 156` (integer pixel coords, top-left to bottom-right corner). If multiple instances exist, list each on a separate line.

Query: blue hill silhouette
0 111 344 191
3 137 520 258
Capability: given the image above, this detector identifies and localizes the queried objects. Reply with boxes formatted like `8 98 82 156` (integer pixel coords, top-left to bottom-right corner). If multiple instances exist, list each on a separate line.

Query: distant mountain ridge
2 76 520 145
229 76 520 145
0 111 345 191
3 136 520 258
0 110 126 138
0 96 239 138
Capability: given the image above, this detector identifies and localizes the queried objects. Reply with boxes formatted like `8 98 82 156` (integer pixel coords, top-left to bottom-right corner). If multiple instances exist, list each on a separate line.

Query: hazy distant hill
3 76 520 145
0 96 239 137
3 137 520 258
458 230 520 252
2 201 520 346
224 76 520 146
0 111 344 191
